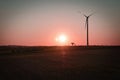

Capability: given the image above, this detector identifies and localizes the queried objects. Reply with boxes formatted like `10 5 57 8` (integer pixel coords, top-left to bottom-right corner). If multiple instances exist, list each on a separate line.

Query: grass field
0 46 120 80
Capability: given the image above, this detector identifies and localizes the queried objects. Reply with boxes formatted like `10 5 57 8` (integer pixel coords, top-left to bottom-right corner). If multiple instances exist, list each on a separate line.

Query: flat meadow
0 46 120 80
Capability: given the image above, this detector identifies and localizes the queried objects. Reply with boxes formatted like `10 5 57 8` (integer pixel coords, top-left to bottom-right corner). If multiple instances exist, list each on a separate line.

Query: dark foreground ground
0 46 120 80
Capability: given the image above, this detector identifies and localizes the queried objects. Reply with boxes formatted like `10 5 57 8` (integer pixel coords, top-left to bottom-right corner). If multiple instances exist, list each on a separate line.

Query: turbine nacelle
84 13 94 18
78 11 95 18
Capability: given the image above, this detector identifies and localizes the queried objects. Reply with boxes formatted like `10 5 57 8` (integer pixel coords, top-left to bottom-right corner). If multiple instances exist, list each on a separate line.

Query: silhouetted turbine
78 11 94 46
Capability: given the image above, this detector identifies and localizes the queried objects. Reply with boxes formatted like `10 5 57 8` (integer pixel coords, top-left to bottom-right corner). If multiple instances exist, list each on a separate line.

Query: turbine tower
78 11 94 46
84 14 93 46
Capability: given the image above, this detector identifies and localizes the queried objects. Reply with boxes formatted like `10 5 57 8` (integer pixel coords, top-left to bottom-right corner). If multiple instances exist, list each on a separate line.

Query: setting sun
56 34 67 44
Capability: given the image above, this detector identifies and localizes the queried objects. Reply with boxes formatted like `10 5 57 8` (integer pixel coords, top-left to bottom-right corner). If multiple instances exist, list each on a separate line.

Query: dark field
0 46 120 80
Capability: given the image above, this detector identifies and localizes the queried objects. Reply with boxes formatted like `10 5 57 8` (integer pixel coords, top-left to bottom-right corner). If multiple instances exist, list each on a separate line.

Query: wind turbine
78 11 94 46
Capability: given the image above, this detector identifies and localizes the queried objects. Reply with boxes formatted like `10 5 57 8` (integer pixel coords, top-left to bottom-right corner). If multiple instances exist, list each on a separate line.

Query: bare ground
0 46 120 80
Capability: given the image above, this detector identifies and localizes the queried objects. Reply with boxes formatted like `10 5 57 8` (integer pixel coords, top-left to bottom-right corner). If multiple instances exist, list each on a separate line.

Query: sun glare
56 34 67 44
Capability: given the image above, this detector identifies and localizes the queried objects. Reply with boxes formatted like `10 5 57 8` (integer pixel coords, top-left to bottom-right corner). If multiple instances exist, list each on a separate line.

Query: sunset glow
0 0 120 46
56 34 67 44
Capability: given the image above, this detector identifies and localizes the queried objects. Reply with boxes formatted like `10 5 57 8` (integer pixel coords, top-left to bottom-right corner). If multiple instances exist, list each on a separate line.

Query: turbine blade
89 12 95 17
77 11 81 14
85 20 87 29
84 14 87 17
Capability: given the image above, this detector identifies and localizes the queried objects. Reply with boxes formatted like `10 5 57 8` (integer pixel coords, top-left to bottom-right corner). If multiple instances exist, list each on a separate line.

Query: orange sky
0 1 120 46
